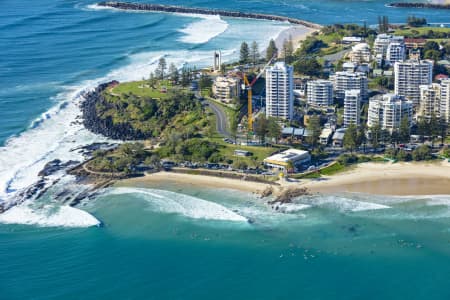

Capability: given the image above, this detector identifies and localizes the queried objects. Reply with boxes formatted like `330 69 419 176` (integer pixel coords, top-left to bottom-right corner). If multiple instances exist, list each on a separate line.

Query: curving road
206 100 230 137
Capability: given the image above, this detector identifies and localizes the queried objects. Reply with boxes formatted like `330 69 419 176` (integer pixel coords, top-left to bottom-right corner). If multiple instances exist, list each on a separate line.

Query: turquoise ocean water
1 1 450 299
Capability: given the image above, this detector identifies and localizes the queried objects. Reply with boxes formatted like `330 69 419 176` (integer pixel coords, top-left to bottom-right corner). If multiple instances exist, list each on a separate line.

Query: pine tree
240 42 250 64
282 36 294 64
250 41 260 65
343 123 358 152
168 63 179 83
266 39 278 61
156 57 167 79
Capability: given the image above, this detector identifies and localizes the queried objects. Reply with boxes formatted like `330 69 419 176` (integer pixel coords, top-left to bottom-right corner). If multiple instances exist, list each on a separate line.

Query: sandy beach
275 25 318 51
119 161 450 196
303 161 450 196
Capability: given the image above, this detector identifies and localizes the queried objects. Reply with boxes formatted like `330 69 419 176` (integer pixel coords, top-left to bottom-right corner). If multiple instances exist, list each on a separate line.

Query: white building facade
344 89 361 127
212 76 241 103
367 94 413 132
419 84 441 120
307 80 333 107
265 62 294 120
441 79 450 123
386 41 406 66
394 60 433 107
350 43 371 64
332 71 368 101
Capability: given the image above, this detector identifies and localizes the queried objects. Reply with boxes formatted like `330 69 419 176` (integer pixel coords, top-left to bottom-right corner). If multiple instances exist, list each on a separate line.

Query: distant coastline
97 1 322 29
388 2 450 10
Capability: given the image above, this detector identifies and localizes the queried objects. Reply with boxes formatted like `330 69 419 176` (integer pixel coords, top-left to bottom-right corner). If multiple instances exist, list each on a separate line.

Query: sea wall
97 1 322 29
389 2 450 9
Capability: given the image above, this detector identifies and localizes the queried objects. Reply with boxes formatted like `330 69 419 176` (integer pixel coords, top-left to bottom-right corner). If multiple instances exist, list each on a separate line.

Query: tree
230 113 239 143
254 115 268 143
282 36 294 64
369 123 381 149
250 41 260 65
148 72 157 88
399 115 410 143
168 63 179 83
412 145 432 161
378 16 389 33
424 49 441 62
240 42 250 64
343 123 358 152
438 117 448 144
155 57 167 79
306 115 321 148
198 74 212 91
424 41 440 52
293 58 322 77
267 117 282 144
266 39 278 61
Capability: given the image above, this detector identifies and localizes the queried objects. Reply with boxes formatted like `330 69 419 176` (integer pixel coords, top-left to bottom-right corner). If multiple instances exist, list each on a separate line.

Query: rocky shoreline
97 1 322 29
81 81 151 140
388 2 450 9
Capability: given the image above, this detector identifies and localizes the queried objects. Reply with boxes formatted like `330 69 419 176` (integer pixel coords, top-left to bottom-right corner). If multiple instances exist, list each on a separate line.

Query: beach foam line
0 204 100 228
106 187 247 222
300 195 391 213
178 14 229 44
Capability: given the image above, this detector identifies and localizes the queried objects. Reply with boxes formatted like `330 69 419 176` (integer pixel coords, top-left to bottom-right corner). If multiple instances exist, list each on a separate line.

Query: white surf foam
106 187 247 222
0 204 100 227
302 195 391 212
178 14 229 44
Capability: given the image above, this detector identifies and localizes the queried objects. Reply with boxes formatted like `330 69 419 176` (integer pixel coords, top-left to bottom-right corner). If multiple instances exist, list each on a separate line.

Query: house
332 128 347 147
319 128 333 145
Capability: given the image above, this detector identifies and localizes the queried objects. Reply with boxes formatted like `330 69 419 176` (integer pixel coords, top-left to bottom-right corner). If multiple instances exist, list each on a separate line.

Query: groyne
389 2 450 9
97 1 322 29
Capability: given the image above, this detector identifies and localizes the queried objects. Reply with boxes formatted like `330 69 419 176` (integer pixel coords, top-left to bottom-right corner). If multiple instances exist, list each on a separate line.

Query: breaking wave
178 14 229 44
106 187 247 222
0 203 100 228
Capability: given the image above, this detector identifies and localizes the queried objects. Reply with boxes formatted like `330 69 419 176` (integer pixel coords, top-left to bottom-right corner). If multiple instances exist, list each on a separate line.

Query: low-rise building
319 128 333 145
264 149 311 170
332 128 347 147
212 76 241 103
367 94 413 132
350 43 371 64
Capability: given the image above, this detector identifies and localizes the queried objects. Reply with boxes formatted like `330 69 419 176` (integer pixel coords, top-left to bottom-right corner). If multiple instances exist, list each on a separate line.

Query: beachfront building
331 71 368 101
264 149 310 171
307 80 333 107
344 89 361 127
386 41 406 66
441 79 450 123
265 62 294 120
394 60 433 107
350 43 371 64
419 84 442 121
367 94 413 132
212 76 241 104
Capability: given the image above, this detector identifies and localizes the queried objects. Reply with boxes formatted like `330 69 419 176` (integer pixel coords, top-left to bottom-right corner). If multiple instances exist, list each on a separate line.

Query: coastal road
206 100 230 137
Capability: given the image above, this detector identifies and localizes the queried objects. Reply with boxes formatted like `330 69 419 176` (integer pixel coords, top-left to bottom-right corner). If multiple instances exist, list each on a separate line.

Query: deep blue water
1 1 450 299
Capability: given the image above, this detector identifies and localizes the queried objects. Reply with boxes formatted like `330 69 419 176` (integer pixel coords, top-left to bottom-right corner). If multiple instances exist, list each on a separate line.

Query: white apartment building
386 41 406 65
367 94 413 132
344 89 361 127
419 84 441 120
307 80 333 107
265 62 294 120
374 34 404 66
331 71 368 101
394 60 433 107
350 43 371 64
441 79 450 123
212 76 241 103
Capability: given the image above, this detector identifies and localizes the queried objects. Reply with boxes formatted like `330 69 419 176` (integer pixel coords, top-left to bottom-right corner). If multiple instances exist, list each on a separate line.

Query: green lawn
109 80 180 99
394 27 450 37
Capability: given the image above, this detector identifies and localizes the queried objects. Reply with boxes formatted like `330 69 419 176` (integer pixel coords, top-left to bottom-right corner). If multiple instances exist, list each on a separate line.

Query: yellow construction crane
242 57 275 132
